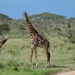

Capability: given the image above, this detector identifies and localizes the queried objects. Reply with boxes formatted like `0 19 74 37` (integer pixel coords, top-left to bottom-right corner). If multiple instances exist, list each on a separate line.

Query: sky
0 0 75 19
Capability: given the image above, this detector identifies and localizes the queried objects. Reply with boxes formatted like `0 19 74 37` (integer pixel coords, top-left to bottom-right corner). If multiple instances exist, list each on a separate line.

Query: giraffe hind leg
46 52 50 68
47 52 50 67
44 46 50 68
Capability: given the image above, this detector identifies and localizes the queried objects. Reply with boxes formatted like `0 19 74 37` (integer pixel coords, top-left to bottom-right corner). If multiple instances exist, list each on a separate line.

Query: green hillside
0 13 12 20
0 12 75 43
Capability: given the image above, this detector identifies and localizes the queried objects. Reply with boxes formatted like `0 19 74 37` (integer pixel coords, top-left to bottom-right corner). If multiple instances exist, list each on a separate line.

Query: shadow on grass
50 64 68 68
25 63 68 69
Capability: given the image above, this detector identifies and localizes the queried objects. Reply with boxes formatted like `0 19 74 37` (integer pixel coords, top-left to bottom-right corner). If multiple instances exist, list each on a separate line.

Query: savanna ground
0 33 75 75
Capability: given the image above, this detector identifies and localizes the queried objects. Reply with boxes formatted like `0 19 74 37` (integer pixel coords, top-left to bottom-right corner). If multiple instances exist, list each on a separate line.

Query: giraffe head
22 11 28 19
0 35 10 48
4 35 10 40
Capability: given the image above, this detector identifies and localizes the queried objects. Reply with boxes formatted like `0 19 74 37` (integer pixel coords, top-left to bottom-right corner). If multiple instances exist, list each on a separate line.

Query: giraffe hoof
46 65 50 68
35 63 38 67
29 63 31 66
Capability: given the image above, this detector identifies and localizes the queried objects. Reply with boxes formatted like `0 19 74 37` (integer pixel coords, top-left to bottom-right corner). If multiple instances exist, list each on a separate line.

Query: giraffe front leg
34 47 38 67
29 48 33 66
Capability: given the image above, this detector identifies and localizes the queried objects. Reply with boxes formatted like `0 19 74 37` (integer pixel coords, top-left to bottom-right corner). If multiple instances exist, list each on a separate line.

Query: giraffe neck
25 18 38 37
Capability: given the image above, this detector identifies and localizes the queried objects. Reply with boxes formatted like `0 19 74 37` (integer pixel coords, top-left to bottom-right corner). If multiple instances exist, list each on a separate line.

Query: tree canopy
29 12 66 20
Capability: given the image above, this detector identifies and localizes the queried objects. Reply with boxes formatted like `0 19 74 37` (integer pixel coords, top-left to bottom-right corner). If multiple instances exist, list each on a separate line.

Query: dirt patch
56 71 75 75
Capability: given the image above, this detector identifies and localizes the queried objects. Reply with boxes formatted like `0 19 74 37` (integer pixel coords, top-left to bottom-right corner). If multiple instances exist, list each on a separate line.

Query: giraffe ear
23 11 25 13
23 11 28 15
23 11 27 14
22 11 25 17
22 13 23 16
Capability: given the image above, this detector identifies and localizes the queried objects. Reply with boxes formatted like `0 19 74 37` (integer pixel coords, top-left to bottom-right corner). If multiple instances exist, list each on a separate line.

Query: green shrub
13 66 19 71
7 60 19 66
73 53 75 61
0 23 10 35
7 49 15 56
23 68 33 72
67 46 72 50
70 37 75 44
0 62 4 69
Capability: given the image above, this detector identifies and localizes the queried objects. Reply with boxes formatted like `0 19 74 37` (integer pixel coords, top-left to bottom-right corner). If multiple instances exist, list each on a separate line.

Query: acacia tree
29 12 66 32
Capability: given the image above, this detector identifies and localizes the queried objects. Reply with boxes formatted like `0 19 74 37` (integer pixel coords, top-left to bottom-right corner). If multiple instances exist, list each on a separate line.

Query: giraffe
22 11 50 67
0 35 10 48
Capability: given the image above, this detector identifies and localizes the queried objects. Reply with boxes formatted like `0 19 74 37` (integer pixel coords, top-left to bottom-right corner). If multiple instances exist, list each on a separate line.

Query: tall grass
0 35 75 75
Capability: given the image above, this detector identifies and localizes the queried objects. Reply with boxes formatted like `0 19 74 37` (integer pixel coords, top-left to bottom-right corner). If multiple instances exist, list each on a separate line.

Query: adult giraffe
22 11 50 67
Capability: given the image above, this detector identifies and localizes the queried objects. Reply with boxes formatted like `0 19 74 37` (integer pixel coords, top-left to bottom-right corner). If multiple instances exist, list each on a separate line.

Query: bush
7 60 19 66
67 46 72 50
0 62 4 69
0 23 10 35
13 66 19 71
23 68 33 72
70 37 75 44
